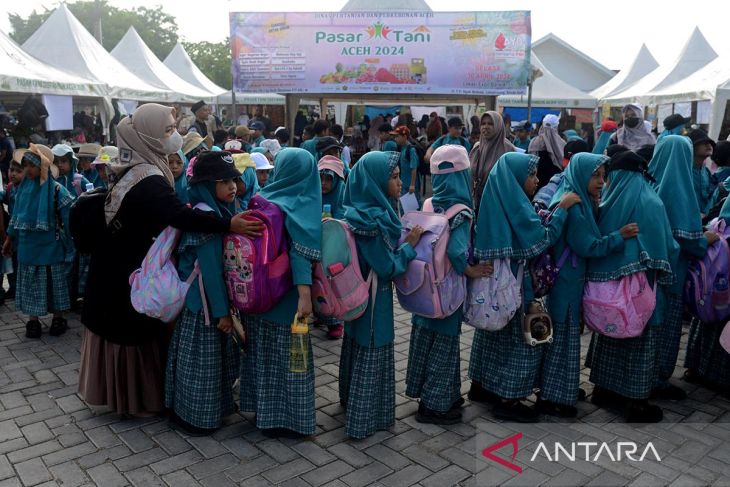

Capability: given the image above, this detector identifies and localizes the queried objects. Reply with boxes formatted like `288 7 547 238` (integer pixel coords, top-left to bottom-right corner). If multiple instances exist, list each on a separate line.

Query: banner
230 11 531 96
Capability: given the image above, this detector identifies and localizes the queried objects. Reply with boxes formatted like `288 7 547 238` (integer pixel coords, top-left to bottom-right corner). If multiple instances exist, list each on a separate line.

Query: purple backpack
684 218 730 323
530 208 573 298
223 194 292 313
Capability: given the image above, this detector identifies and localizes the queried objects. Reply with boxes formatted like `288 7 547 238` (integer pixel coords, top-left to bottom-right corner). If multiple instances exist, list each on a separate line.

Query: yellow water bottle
289 314 309 373
322 204 332 219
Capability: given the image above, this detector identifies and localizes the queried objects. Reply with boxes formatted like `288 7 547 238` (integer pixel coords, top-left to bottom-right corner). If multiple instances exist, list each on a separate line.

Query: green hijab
719 182 730 220
430 164 474 212
321 169 345 218
259 148 322 260
237 167 259 210
179 181 235 252
343 151 402 250
649 135 703 239
473 152 547 260
587 160 676 285
173 150 189 204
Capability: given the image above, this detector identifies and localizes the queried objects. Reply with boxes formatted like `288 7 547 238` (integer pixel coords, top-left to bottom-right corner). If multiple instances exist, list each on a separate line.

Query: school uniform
542 153 625 407
238 148 322 436
693 164 712 214
83 168 105 189
165 183 239 429
235 167 259 213
339 151 417 439
173 150 190 205
396 143 420 197
430 134 472 153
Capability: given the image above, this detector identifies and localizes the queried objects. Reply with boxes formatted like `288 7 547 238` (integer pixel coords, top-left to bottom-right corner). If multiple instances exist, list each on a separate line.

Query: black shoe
650 384 687 401
450 397 465 411
416 402 462 425
493 400 539 423
624 400 663 423
261 428 306 439
5 287 15 300
25 320 42 339
49 317 68 337
169 413 216 436
577 388 587 401
468 382 501 405
591 386 628 409
536 399 578 418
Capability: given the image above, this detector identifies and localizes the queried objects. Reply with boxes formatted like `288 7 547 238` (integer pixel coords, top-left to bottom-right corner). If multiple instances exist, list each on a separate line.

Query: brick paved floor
0 299 728 487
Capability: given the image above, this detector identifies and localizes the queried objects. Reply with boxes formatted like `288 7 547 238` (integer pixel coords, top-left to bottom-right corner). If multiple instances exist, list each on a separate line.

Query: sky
1 0 728 71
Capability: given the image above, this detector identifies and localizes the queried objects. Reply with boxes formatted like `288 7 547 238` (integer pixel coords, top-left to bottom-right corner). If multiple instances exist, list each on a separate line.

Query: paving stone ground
0 299 728 487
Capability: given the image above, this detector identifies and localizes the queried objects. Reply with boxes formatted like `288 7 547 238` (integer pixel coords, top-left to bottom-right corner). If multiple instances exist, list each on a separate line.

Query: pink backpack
312 218 372 321
394 199 469 319
223 194 292 313
129 203 211 325
582 272 656 338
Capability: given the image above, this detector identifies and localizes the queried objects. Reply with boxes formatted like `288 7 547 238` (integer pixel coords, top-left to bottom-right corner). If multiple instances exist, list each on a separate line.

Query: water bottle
289 314 309 373
322 204 332 219
85 183 94 192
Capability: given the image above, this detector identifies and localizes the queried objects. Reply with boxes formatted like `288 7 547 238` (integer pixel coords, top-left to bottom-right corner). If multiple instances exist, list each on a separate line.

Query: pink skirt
78 328 165 417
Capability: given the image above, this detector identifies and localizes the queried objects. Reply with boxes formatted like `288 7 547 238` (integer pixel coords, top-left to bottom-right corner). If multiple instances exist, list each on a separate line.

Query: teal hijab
430 164 473 212
649 135 703 239
592 130 614 155
563 129 583 142
587 164 676 285
473 152 547 260
719 180 730 220
657 125 684 141
549 152 609 238
321 169 345 218
259 148 322 260
173 150 189 204
52 146 80 195
12 158 72 232
237 167 259 210
179 181 235 252
343 151 402 250
251 147 268 155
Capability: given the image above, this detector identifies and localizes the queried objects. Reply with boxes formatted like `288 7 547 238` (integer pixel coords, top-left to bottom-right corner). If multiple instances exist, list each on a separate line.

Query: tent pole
285 94 300 146
527 81 533 125
231 91 237 127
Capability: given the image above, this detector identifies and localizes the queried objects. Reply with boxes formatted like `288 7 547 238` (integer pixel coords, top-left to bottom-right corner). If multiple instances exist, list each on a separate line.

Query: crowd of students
3 101 729 442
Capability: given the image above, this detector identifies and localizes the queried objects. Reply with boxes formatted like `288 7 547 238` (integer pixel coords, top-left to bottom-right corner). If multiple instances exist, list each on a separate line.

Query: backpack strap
182 260 210 327
368 270 378 344
421 199 471 220
422 198 433 212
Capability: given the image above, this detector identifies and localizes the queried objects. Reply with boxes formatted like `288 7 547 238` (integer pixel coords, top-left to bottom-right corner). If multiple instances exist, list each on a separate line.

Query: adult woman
79 103 260 417
426 112 443 143
528 114 566 190
610 104 656 150
468 111 516 213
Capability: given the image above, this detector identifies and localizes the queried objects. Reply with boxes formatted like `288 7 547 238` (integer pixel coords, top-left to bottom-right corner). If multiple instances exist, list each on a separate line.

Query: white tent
532 33 615 92
163 43 227 97
497 53 596 109
111 27 217 102
592 44 659 101
341 0 431 10
22 4 170 101
603 27 718 107
0 29 104 97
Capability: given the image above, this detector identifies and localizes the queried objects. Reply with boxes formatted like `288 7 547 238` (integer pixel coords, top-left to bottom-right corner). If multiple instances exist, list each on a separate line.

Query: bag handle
421 198 470 221
184 260 210 327
556 247 572 269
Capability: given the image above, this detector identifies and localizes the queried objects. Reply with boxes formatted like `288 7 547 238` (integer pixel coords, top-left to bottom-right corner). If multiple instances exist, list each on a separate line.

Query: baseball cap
224 140 243 151
390 126 410 138
447 117 464 128
235 125 250 138
430 145 470 174
188 151 241 184
663 113 691 131
316 136 342 154
249 121 266 131
251 152 274 171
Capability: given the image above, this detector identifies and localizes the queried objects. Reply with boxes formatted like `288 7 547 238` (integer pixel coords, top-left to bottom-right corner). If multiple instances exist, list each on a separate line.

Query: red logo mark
481 432 523 474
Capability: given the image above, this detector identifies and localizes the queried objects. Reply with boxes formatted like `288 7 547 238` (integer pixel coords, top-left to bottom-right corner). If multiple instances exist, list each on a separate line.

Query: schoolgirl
252 152 274 188
339 151 424 439
3 144 74 339
231 152 259 212
585 149 679 422
165 151 241 435
77 143 104 188
405 145 489 424
168 150 189 204
648 135 713 400
90 146 118 188
466 152 579 423
51 144 92 196
238 148 322 438
540 153 638 417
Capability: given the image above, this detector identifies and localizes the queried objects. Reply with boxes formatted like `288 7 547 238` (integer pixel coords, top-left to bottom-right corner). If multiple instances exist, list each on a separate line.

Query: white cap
224 140 243 151
251 152 274 170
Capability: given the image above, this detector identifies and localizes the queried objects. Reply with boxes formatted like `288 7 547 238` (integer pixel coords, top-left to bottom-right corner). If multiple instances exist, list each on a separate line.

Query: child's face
388 167 402 198
523 170 539 197
256 169 270 187
168 153 184 179
78 157 93 172
395 135 407 146
320 173 333 194
588 165 606 200
8 163 23 185
235 178 246 196
448 126 462 138
22 160 40 180
216 179 237 203
54 156 71 175
97 165 108 183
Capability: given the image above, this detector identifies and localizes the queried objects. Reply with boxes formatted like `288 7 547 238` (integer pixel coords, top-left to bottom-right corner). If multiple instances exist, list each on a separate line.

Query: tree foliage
182 40 233 90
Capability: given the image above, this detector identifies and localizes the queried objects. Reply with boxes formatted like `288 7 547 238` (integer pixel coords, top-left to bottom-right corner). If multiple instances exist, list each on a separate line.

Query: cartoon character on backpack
224 239 253 282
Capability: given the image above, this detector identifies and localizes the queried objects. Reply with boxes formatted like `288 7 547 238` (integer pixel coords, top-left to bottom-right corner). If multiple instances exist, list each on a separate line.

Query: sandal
25 319 42 339
49 317 68 337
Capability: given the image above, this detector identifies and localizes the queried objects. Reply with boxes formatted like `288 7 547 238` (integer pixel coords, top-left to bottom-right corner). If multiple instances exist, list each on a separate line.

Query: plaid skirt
467 313 542 399
339 333 395 439
654 293 685 387
16 263 71 316
685 318 730 388
164 308 239 429
405 323 461 412
586 324 658 400
539 310 581 406
239 316 316 435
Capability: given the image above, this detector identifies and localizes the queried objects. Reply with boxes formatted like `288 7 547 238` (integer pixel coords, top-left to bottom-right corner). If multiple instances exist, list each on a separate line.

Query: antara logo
366 21 392 40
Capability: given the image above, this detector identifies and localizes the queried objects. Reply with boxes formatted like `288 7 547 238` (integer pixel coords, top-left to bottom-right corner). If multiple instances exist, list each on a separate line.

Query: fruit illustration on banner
495 33 506 50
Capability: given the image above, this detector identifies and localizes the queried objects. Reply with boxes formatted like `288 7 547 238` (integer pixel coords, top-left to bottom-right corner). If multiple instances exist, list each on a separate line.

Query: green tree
182 40 232 90
9 0 179 60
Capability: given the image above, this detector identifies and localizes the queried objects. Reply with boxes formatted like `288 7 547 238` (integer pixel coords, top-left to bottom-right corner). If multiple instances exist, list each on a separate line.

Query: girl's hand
296 285 312 319
217 316 233 334
705 231 720 245
404 225 424 247
620 223 639 239
1 237 11 257
465 262 493 278
229 212 264 238
558 192 581 210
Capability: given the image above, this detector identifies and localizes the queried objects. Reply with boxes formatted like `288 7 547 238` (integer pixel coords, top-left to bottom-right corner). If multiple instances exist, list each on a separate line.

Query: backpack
530 208 574 298
582 272 656 338
17 96 48 129
532 173 564 210
69 187 107 254
311 218 371 321
223 194 292 313
463 259 523 330
394 199 470 319
129 202 212 324
411 139 429 176
684 218 730 323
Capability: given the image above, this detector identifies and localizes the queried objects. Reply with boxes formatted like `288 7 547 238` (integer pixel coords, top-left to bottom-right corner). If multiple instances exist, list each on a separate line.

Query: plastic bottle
322 204 332 219
85 183 94 192
289 314 309 373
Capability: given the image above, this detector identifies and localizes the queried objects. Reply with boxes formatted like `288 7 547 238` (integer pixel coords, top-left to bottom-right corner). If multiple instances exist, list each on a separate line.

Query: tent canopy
111 27 217 102
592 44 659 100
163 43 227 97
498 53 596 109
22 4 170 101
532 33 615 92
0 29 104 97
341 0 432 10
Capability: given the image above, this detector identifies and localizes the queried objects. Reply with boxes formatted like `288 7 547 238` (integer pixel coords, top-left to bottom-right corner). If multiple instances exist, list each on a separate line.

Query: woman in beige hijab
469 111 516 213
78 103 261 417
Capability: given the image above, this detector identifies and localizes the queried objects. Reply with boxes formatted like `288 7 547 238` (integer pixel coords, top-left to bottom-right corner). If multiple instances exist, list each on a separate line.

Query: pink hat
430 145 470 174
318 155 345 180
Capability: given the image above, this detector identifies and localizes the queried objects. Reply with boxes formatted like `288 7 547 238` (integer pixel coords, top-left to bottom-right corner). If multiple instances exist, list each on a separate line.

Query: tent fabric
497 53 596 109
163 43 228 97
532 33 615 92
502 107 560 124
0 29 103 97
111 27 217 102
341 0 432 10
22 4 170 101
592 44 659 100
